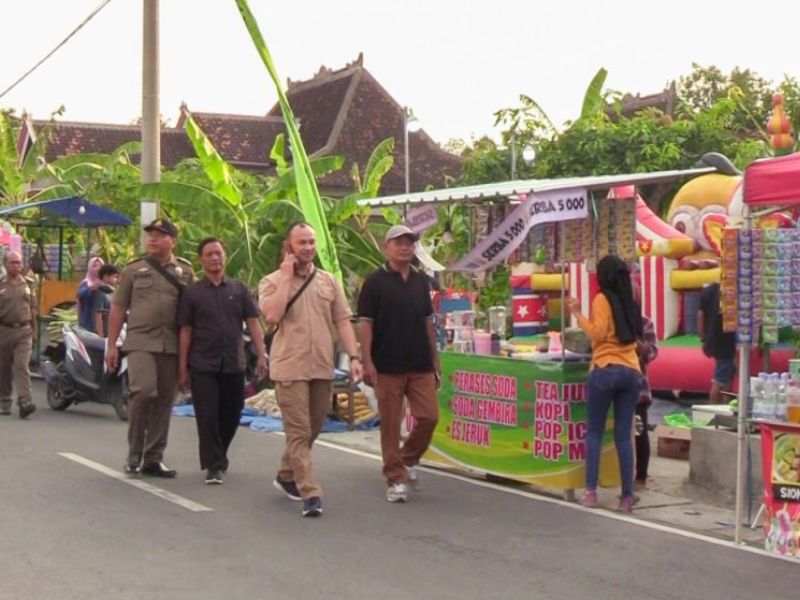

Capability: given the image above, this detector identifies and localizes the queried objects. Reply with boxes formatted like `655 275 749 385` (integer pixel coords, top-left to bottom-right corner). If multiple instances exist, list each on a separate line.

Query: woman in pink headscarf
76 256 104 330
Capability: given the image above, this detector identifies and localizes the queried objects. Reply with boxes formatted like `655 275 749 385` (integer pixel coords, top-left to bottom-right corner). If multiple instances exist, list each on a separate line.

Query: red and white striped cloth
568 258 678 340
638 256 679 340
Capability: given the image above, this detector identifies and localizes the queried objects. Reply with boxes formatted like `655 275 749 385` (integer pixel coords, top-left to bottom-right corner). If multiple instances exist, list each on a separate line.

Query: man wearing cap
259 221 362 517
106 218 195 477
0 251 37 419
358 225 441 503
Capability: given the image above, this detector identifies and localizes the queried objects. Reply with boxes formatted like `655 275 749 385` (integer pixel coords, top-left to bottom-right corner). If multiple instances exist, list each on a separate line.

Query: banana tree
321 137 398 282
141 114 343 286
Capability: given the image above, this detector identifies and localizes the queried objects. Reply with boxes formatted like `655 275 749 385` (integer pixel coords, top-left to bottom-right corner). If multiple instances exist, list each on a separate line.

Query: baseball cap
143 218 178 238
384 224 419 243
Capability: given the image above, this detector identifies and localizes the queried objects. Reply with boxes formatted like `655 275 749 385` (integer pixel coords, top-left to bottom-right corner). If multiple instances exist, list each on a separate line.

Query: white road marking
58 452 212 513
312 438 798 565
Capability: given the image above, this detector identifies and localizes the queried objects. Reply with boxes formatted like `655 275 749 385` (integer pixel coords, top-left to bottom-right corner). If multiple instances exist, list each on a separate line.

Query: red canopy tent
736 150 800 543
743 151 800 206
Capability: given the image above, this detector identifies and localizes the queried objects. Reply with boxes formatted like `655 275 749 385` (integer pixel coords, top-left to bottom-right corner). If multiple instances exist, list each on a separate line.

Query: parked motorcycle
39 324 129 421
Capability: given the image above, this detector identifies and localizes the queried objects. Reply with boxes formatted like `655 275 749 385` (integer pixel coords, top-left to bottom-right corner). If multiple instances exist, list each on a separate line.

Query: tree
0 108 64 206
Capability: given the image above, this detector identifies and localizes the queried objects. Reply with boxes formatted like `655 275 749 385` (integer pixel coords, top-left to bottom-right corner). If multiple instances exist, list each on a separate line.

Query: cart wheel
114 374 129 421
46 382 72 411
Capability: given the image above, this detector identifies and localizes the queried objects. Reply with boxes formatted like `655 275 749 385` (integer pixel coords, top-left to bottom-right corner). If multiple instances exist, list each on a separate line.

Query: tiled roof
177 110 285 170
33 55 462 195
36 120 193 168
325 69 461 194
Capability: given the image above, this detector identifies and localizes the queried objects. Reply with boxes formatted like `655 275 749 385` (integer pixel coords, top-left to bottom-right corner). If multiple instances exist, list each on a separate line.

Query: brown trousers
376 372 439 485
127 351 178 463
275 380 331 499
0 324 33 406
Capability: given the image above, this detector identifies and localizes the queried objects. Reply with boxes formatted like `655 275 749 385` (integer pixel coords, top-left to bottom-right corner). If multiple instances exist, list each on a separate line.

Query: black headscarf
596 255 642 344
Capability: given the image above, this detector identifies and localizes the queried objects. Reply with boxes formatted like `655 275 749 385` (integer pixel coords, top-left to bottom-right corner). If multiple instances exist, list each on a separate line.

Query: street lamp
404 106 420 194
510 134 535 179
522 145 536 166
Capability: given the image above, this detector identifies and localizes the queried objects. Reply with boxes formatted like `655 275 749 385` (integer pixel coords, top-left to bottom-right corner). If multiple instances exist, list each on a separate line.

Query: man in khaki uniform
259 222 362 517
0 251 37 419
106 219 195 477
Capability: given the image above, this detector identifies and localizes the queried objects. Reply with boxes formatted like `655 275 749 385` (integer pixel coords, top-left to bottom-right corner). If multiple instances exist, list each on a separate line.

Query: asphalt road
1 381 795 600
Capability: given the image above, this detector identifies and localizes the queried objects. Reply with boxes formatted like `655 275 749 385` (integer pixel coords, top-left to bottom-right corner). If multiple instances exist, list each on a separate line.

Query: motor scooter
39 323 129 421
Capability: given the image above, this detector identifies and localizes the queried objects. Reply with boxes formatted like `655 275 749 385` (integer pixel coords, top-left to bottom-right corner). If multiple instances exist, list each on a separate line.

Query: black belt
0 321 30 328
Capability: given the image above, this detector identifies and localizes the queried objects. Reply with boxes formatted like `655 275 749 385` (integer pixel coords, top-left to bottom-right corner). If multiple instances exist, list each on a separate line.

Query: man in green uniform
0 251 37 419
106 219 195 476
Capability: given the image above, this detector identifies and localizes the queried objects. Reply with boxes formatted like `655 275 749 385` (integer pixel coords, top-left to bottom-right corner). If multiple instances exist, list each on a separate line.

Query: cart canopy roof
744 152 800 207
357 167 715 208
0 196 131 227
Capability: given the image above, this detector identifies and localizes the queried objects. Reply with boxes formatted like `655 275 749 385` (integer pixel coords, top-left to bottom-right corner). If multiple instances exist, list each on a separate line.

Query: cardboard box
655 425 692 460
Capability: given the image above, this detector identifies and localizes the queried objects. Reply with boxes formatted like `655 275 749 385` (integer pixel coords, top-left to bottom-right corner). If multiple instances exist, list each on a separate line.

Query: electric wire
0 0 115 101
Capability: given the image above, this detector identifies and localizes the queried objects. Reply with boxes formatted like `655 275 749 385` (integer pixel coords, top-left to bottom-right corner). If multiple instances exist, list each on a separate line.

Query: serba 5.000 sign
528 194 585 217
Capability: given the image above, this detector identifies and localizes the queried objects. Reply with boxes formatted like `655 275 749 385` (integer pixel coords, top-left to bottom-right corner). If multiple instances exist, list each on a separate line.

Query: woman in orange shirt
567 255 642 513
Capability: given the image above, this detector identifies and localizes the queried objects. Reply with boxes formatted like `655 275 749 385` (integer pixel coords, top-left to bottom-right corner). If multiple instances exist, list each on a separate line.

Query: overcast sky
2 0 798 145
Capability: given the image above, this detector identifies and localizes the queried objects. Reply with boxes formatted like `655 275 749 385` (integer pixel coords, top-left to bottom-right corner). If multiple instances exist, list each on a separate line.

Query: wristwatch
349 356 361 362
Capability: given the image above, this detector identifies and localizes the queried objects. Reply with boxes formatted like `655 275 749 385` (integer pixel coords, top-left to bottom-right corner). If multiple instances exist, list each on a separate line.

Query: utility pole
141 0 160 246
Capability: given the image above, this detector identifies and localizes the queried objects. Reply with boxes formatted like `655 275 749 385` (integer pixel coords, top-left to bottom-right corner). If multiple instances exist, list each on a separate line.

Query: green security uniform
113 255 195 464
0 274 36 411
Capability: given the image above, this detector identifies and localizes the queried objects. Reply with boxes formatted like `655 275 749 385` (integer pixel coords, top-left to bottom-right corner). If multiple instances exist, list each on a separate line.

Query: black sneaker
302 496 323 517
18 402 36 419
124 456 142 476
141 462 177 478
273 477 302 501
205 469 223 485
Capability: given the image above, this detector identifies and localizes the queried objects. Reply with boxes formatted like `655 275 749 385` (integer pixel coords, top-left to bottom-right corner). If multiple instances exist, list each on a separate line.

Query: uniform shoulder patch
176 256 193 266
125 255 147 267
24 276 36 284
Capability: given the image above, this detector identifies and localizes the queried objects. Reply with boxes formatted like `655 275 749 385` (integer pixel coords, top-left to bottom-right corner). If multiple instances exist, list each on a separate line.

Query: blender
488 306 507 355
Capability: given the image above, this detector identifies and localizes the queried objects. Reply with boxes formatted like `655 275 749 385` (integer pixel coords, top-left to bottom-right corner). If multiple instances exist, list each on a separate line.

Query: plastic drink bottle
776 373 789 422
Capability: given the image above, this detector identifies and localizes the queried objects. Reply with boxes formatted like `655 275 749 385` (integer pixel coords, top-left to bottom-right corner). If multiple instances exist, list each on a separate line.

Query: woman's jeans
585 364 642 497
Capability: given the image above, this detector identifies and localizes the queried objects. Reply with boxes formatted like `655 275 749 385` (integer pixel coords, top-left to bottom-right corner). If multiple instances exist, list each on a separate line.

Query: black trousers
635 403 650 482
190 370 245 471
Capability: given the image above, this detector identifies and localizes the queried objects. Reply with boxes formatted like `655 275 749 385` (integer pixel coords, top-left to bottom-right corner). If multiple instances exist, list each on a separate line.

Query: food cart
732 151 800 551
358 167 714 493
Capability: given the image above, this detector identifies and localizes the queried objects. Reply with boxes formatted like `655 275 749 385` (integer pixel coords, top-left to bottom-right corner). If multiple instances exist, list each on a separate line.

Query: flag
16 113 36 169
234 0 343 288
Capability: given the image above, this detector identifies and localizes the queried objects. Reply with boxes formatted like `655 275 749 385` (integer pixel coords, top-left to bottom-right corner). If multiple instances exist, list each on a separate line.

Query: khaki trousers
0 324 33 406
376 372 439 485
127 351 178 464
275 380 331 499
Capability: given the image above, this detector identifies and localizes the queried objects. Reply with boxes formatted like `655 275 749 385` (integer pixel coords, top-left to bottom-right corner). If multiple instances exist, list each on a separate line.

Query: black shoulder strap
271 269 317 337
284 268 316 316
145 256 185 295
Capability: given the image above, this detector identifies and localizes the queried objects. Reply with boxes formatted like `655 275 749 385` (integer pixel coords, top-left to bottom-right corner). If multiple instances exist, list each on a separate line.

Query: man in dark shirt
358 225 441 503
89 264 119 337
697 282 737 404
178 238 267 484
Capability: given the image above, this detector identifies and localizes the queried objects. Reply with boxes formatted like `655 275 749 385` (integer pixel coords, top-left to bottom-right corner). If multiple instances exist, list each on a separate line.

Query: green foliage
460 64 799 215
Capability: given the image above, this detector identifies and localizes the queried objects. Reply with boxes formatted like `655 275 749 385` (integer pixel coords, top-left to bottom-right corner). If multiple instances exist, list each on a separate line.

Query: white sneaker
386 482 408 503
406 465 420 491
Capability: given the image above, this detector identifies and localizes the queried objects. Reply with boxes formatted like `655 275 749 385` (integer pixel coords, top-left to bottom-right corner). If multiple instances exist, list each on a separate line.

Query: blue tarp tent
0 196 131 227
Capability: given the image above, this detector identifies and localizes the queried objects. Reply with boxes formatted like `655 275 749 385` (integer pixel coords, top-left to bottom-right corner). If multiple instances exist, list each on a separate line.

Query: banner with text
760 423 800 561
424 353 619 489
405 204 439 234
450 187 588 272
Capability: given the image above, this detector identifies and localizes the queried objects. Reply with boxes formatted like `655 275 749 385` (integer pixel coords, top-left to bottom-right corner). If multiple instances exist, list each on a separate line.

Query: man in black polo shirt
358 225 441 503
178 238 267 484
697 282 737 404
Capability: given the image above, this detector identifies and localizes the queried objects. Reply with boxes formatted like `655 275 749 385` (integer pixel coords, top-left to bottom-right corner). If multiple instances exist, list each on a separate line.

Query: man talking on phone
357 225 441 504
258 222 362 517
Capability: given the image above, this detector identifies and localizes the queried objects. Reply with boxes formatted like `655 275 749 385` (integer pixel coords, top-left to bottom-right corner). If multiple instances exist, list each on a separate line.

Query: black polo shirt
177 276 260 373
358 264 434 374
